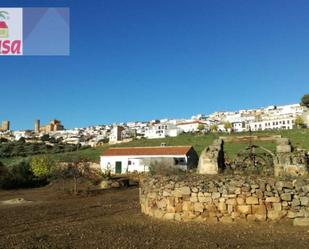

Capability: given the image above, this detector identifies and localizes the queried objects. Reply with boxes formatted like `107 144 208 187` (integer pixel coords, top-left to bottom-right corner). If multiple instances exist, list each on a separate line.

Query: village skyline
1 0 309 130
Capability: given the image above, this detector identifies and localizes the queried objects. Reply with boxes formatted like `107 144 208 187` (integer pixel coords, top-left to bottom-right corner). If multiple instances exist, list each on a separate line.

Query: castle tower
35 120 40 133
1 120 10 131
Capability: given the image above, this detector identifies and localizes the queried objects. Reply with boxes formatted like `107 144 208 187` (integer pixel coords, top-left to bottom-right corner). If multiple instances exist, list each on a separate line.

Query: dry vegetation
0 186 309 249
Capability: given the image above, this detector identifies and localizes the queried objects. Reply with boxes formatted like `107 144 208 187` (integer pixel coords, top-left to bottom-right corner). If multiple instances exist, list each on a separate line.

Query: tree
210 124 218 132
197 123 205 132
295 115 305 128
30 156 55 179
301 94 309 107
40 134 50 142
65 161 91 194
224 122 232 131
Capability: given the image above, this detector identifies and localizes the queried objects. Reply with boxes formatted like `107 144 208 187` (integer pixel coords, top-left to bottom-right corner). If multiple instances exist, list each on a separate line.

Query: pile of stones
140 175 309 226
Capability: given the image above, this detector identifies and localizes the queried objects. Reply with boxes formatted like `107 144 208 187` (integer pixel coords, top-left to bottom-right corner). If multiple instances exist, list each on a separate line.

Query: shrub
148 158 185 176
0 159 46 189
30 156 55 179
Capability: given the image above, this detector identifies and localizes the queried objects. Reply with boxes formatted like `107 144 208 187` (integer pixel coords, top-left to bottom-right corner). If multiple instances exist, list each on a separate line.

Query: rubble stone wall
139 175 309 226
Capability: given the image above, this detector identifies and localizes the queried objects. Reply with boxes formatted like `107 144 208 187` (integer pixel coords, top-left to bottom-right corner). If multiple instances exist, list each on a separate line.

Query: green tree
224 122 232 131
197 123 205 132
30 156 55 179
295 115 305 128
301 94 309 107
210 124 218 132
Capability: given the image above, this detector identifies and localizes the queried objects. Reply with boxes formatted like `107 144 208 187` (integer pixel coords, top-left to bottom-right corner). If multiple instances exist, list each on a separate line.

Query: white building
144 124 182 139
100 146 198 174
176 121 207 133
109 126 124 143
248 117 295 131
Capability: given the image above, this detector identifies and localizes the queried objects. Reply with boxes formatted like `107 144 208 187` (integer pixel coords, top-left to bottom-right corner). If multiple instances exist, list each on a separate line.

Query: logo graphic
0 8 23 56
0 11 9 38
0 8 69 56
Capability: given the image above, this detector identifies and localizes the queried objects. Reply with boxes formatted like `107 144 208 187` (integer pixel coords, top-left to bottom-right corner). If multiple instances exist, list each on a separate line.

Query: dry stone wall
140 175 309 226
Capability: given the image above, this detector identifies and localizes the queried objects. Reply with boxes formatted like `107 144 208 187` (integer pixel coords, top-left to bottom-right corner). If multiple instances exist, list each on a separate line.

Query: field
1 129 309 166
0 186 309 249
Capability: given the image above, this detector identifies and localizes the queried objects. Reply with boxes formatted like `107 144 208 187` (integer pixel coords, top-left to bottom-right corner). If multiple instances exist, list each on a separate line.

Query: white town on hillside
0 103 309 147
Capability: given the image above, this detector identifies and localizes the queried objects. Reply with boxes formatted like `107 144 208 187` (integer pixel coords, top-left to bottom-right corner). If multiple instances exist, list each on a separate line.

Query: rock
99 180 111 189
302 185 309 194
280 193 292 201
192 187 198 193
291 198 300 207
236 197 245 205
246 214 256 222
237 205 252 215
265 197 280 203
272 203 282 211
179 186 191 196
220 216 233 223
198 196 212 203
276 145 291 153
252 205 267 221
226 199 236 205
300 197 309 206
156 199 167 209
217 202 227 212
212 192 221 199
163 190 171 197
190 196 198 202
287 210 298 219
246 197 259 205
293 218 309 226
111 181 120 188
163 213 175 220
267 210 287 221
194 202 204 213
153 209 164 218
182 201 193 212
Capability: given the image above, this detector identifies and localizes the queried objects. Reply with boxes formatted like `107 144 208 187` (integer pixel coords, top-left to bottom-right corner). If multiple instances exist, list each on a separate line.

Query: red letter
11 40 21 54
2 40 10 54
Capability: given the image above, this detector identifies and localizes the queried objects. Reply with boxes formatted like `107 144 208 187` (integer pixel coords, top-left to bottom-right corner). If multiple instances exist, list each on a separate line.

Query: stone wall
197 136 308 177
139 175 309 226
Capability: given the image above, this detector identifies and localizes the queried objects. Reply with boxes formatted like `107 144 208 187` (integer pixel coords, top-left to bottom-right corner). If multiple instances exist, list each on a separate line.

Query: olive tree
301 94 309 107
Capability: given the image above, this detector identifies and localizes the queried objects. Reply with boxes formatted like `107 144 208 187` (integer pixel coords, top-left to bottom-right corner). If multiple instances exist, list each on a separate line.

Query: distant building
109 125 125 143
0 120 10 131
100 146 198 174
176 121 207 133
248 117 295 131
40 120 65 133
34 120 40 133
144 124 182 139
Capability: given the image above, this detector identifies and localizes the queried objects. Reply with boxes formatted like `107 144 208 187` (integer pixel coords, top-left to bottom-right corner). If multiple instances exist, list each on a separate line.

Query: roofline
106 145 192 149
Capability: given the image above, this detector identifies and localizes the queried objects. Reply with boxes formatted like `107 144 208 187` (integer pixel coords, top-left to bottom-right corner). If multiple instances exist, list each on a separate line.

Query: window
174 158 186 165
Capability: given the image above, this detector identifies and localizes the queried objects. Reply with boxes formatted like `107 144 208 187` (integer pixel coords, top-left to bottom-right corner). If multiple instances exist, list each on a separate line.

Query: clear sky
1 0 309 130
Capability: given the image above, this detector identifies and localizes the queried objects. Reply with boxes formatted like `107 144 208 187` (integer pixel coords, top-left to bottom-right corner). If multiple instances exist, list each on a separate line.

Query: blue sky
0 0 308 130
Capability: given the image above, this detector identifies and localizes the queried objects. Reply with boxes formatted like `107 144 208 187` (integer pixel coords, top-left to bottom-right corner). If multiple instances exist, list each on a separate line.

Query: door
115 161 122 174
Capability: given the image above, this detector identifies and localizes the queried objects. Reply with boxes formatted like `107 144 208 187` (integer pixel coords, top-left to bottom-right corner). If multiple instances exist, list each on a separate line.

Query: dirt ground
0 186 309 249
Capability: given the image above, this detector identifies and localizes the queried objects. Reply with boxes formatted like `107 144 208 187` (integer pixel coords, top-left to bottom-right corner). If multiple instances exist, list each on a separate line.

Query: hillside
1 129 309 166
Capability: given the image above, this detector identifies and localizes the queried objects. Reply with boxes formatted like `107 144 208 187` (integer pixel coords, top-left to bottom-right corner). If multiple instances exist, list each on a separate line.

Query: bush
30 156 55 179
148 158 186 176
0 159 47 189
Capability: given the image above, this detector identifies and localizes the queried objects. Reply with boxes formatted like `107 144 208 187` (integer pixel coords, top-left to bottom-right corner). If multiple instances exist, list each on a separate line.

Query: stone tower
1 120 10 131
35 120 40 133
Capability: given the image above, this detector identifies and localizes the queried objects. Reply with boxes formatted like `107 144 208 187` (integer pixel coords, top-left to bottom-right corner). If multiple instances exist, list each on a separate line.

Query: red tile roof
102 146 192 156
0 21 8 29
